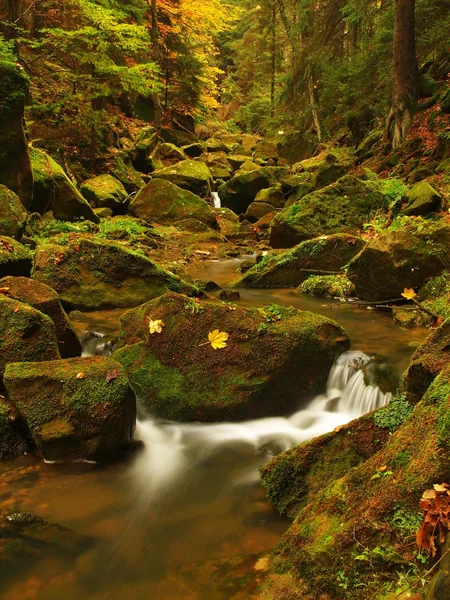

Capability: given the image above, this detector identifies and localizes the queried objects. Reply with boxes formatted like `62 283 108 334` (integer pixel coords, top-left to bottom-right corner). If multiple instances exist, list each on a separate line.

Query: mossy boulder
300 274 356 298
440 88 450 114
218 167 287 214
269 175 386 248
108 150 146 192
245 201 277 223
0 186 27 240
80 174 128 213
131 126 161 173
347 220 450 301
0 237 32 278
253 140 278 162
285 182 315 208
183 143 204 158
0 295 60 386
31 236 201 310
113 292 349 421
0 398 28 460
4 357 136 462
0 276 81 358
30 148 99 223
227 155 252 170
311 162 347 189
129 179 217 228
151 142 186 169
237 234 365 289
401 181 442 217
0 62 33 209
151 160 213 197
254 186 285 208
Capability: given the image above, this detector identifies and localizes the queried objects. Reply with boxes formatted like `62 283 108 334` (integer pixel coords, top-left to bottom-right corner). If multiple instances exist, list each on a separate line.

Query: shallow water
0 258 430 599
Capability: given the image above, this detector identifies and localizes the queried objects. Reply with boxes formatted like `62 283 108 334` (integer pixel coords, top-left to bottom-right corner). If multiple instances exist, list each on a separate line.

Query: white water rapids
130 351 392 501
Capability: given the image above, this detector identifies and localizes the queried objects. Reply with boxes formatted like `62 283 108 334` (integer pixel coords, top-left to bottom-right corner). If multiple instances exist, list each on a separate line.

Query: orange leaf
76 372 85 379
0 287 10 294
106 368 120 383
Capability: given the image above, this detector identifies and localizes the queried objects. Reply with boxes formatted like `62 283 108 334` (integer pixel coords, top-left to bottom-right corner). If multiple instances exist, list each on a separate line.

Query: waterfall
212 191 221 208
130 351 392 499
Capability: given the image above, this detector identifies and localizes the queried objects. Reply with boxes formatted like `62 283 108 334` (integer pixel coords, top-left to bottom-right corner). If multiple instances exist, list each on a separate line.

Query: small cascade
212 191 221 208
131 351 393 499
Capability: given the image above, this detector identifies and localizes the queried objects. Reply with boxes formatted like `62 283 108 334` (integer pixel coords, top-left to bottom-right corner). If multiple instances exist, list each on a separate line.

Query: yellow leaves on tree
417 483 450 556
148 319 165 334
208 330 229 350
401 288 417 300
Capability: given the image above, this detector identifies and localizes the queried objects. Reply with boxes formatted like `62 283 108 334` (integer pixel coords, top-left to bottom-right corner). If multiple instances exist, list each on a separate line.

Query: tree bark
270 2 276 118
150 0 162 132
385 0 417 149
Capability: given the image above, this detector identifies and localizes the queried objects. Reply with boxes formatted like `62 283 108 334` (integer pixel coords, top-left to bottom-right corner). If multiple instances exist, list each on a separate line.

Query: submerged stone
4 356 136 462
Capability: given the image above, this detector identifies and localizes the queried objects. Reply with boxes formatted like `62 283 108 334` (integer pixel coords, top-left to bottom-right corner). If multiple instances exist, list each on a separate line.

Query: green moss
373 394 413 431
301 275 355 298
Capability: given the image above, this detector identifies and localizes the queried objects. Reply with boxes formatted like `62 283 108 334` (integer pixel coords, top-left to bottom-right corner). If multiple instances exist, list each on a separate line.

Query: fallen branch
299 269 345 275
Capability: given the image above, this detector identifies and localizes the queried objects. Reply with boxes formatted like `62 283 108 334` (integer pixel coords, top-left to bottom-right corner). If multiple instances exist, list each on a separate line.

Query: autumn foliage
417 483 450 557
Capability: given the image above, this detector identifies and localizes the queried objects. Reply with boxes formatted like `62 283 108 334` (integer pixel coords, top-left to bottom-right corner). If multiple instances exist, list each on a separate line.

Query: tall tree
384 0 417 149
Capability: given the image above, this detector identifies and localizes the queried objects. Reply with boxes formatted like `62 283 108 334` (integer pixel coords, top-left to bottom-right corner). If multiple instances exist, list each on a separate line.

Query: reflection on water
0 259 430 599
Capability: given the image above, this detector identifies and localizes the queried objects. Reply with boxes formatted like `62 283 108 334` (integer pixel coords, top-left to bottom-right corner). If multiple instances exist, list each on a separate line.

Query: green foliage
373 394 413 431
0 35 16 62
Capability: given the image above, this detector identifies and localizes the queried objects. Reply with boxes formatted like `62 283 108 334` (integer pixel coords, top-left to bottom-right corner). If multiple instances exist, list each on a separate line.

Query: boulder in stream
0 398 28 460
113 292 349 421
151 160 213 197
218 167 287 214
0 276 81 358
0 186 27 240
31 235 202 310
4 356 136 462
0 237 32 279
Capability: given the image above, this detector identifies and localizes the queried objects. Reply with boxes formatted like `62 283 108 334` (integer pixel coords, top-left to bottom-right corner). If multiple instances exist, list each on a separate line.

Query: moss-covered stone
0 186 27 240
31 235 201 310
312 163 347 189
401 181 442 217
245 202 277 223
300 274 356 298
347 219 450 301
80 174 128 213
269 175 386 248
4 356 136 462
0 296 60 386
227 155 254 170
237 234 365 289
0 398 27 460
151 160 213 197
0 276 81 358
219 167 288 214
30 148 99 223
0 62 33 209
129 179 217 228
151 142 186 169
113 292 349 421
254 186 285 208
0 236 32 278
130 126 161 173
108 150 146 192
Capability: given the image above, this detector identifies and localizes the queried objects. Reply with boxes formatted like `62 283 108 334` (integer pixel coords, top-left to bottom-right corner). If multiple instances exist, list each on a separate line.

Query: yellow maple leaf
208 329 228 350
149 319 165 334
401 288 417 300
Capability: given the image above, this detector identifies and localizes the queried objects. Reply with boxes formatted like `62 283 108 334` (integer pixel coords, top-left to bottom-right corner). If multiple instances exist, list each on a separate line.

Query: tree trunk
270 2 276 118
150 0 162 132
307 70 322 142
385 0 417 149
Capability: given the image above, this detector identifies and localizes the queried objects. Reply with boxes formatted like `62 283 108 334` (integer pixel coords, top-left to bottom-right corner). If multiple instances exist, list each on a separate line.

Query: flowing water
0 258 430 600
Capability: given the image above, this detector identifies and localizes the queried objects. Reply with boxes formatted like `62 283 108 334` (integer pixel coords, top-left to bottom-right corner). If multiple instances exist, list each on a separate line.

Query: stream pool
0 258 429 600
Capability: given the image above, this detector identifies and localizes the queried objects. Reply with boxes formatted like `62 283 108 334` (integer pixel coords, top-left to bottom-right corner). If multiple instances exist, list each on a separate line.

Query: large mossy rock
0 237 32 278
151 160 213 197
237 234 365 289
259 364 450 599
0 186 27 240
0 398 28 460
311 162 347 189
0 296 60 386
131 126 161 173
347 220 450 301
218 167 287 214
244 201 276 223
269 175 386 249
113 292 349 421
108 150 145 192
4 356 136 462
30 148 99 223
254 186 285 208
0 276 81 358
31 236 201 310
0 62 33 209
129 179 217 228
80 174 128 213
401 180 442 217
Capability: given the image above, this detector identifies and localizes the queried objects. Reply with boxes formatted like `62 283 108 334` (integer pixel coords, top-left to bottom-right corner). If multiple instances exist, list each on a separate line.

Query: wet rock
151 160 213 197
108 150 146 192
0 276 81 358
31 236 201 310
237 234 364 289
218 167 287 214
129 179 217 228
245 201 276 223
0 237 32 278
270 175 386 248
151 142 186 169
0 295 60 386
347 220 450 301
30 148 99 223
80 174 128 213
113 292 349 421
0 62 33 208
300 274 356 298
254 186 285 208
4 356 136 462
401 181 442 217
0 398 28 460
0 186 27 240
218 289 240 301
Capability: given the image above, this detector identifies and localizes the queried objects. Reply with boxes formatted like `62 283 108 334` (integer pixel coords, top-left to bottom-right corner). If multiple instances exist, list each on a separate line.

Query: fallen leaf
0 287 10 294
76 372 85 379
149 319 164 334
379 466 387 472
208 330 229 350
401 288 417 300
13 306 19 313
106 368 120 383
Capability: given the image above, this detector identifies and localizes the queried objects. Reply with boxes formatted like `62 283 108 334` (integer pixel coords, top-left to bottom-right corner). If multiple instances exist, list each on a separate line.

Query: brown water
0 258 430 600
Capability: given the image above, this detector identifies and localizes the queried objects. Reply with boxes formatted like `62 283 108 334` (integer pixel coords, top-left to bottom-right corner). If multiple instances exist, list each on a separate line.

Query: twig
411 298 441 320
393 547 450 598
299 269 344 275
